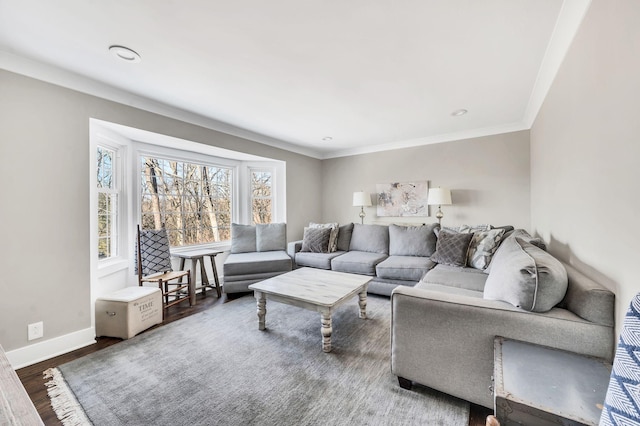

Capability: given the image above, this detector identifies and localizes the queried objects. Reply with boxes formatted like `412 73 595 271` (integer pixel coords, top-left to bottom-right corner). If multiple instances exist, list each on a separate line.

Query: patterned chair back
135 227 174 276
600 293 640 425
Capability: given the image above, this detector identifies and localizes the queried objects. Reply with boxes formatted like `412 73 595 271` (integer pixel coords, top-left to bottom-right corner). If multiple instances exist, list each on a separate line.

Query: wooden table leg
358 290 367 319
199 256 209 297
256 292 266 331
209 254 222 297
321 312 333 353
189 258 198 305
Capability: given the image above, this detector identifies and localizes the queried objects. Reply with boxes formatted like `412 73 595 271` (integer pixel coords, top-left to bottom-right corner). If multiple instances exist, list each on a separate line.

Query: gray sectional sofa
288 223 439 296
285 221 615 409
390 231 615 409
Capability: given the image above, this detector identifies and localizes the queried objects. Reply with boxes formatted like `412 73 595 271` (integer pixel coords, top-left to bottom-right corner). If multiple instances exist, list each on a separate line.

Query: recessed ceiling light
322 136 333 141
109 45 141 63
451 109 468 117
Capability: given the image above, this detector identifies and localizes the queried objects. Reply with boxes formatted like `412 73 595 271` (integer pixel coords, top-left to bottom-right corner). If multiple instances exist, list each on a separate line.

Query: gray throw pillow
301 227 332 253
256 223 286 252
336 223 354 251
484 237 568 312
309 222 339 252
349 224 389 254
231 223 256 253
388 223 439 257
430 230 474 267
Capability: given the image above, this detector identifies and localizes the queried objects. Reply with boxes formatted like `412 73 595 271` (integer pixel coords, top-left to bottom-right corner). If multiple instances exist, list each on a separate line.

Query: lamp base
359 207 366 225
436 207 443 225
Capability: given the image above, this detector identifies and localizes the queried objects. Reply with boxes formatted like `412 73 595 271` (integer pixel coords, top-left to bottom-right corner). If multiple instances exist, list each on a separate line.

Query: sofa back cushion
388 223 439 257
349 224 389 254
336 223 354 252
231 223 256 253
484 237 568 312
256 223 287 252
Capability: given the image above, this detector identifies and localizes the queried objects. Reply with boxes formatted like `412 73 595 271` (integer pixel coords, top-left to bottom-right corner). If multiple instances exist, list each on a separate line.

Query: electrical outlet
28 321 43 341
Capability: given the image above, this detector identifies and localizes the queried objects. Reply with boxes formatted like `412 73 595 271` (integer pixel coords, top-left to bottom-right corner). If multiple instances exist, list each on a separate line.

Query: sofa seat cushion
295 251 346 270
376 256 436 281
422 264 488 292
414 282 485 299
331 251 388 276
223 251 292 276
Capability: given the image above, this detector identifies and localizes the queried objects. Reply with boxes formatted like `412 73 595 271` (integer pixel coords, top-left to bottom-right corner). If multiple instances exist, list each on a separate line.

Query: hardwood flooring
16 291 492 426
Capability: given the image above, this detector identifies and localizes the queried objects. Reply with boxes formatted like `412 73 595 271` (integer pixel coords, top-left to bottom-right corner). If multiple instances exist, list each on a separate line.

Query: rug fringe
44 368 92 426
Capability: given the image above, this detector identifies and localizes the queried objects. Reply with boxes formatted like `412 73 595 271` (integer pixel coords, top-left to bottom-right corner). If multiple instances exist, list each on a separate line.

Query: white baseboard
5 328 96 369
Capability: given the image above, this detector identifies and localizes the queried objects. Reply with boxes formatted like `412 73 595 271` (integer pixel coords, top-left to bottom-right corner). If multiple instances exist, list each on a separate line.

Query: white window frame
135 143 240 250
89 119 286 263
90 127 130 277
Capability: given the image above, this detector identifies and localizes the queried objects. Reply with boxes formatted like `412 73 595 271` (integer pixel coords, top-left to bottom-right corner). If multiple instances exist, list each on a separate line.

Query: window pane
253 199 272 224
251 170 273 224
97 185 117 259
251 171 272 197
97 147 114 189
141 156 233 246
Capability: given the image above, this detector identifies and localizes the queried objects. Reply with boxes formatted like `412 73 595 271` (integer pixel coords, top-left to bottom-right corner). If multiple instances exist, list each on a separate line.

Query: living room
0 0 638 424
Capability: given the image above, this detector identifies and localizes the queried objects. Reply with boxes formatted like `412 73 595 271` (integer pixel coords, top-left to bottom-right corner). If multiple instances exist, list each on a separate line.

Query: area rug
45 294 469 425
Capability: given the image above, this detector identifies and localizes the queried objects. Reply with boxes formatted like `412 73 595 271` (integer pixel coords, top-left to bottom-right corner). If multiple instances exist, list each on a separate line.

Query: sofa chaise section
391 257 615 409
223 223 292 294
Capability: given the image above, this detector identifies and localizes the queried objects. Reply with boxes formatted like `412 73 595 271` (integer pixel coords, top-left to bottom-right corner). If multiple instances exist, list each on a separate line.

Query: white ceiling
0 0 590 159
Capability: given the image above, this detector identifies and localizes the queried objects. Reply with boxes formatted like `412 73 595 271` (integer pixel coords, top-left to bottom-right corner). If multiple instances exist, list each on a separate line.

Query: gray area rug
47 294 469 425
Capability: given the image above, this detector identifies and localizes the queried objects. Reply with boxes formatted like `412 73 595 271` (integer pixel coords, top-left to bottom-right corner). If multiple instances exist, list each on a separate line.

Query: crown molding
321 122 529 159
523 0 592 127
0 50 324 159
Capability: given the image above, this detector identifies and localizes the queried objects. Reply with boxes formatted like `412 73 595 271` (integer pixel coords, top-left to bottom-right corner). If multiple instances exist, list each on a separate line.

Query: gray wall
321 131 531 230
530 0 640 334
0 70 322 352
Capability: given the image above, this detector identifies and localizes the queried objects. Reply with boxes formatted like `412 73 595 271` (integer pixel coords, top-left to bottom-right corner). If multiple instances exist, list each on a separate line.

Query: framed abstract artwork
376 181 429 217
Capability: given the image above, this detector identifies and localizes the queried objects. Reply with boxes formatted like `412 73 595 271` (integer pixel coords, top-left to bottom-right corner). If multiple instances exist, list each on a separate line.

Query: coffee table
248 268 372 352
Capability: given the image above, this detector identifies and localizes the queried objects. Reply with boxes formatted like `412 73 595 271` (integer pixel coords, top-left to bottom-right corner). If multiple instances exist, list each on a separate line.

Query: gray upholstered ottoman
95 287 162 339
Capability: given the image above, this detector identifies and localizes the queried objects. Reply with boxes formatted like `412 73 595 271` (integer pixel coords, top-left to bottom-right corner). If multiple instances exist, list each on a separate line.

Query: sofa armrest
287 240 303 259
390 286 614 408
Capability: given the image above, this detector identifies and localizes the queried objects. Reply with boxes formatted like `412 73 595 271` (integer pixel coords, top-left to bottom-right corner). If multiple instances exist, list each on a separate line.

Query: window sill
97 258 129 278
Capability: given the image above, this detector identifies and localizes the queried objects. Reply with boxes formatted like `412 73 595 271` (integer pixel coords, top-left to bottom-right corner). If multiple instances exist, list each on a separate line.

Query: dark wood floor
17 291 492 426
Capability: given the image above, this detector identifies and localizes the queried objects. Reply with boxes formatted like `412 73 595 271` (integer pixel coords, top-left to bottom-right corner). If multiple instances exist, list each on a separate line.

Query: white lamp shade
427 188 452 206
353 191 372 207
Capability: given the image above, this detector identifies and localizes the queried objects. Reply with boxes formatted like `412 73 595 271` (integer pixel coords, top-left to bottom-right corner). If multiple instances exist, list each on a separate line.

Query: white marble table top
249 267 372 307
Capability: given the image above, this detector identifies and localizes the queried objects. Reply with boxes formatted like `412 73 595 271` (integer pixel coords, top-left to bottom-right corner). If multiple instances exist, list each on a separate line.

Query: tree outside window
97 146 118 259
251 169 273 224
140 156 232 246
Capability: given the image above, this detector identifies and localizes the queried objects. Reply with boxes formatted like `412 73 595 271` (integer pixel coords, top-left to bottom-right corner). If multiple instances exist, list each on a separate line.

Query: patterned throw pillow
309 222 339 252
467 228 506 270
600 293 640 425
301 227 332 253
430 230 474 267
